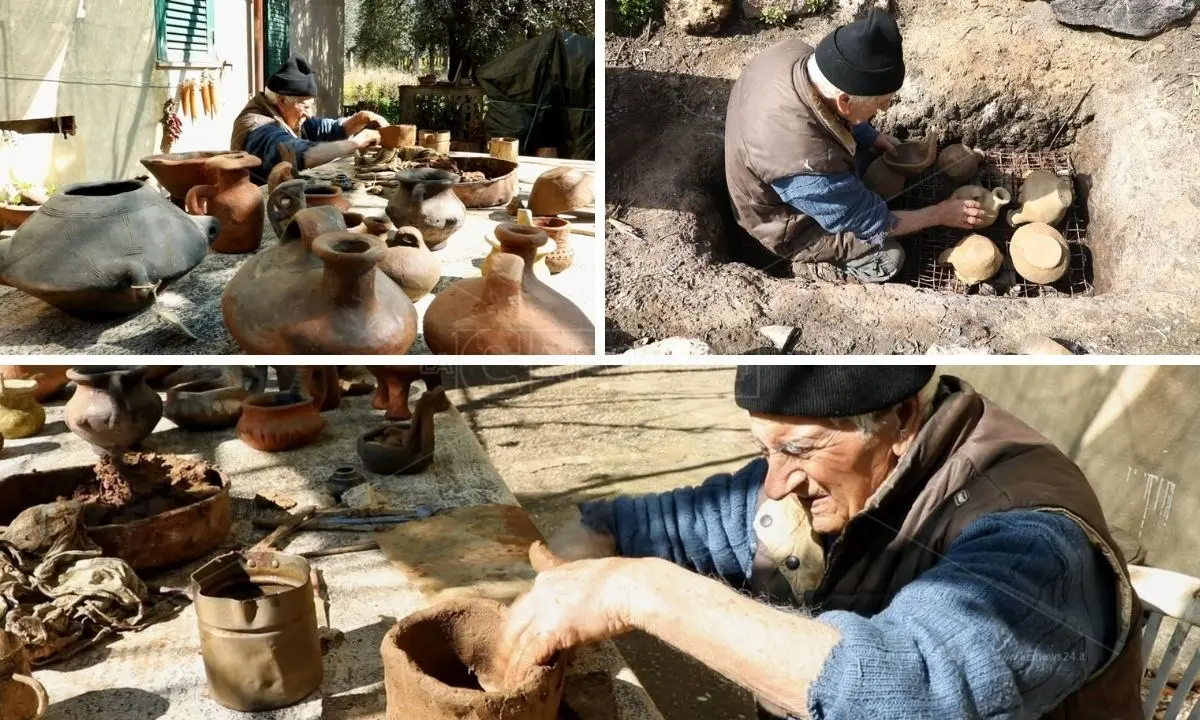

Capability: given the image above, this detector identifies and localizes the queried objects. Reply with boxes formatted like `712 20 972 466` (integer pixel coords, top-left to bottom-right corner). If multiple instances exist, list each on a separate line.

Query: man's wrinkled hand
345 110 389 136
873 133 899 153
938 198 987 229
546 521 618 562
353 128 381 149
497 542 638 689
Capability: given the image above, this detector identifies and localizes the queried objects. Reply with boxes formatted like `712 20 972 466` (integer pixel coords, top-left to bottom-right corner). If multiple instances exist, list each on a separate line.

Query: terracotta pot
164 379 249 430
533 217 573 273
1008 169 1073 227
419 130 451 156
481 226 553 282
223 206 419 354
0 366 70 402
936 144 985 188
303 184 351 212
140 150 238 204
937 234 1002 285
236 392 326 452
0 378 45 439
185 152 265 254
357 387 450 474
1010 222 1069 285
379 226 442 302
423 224 594 355
380 124 417 149
386 168 466 251
863 157 906 203
527 166 593 217
449 156 519 209
299 366 342 411
951 185 1012 228
0 631 49 720
64 366 163 453
0 203 38 230
488 137 519 163
342 211 366 234
882 131 938 177
0 180 219 316
381 597 565 720
368 366 444 421
363 215 393 240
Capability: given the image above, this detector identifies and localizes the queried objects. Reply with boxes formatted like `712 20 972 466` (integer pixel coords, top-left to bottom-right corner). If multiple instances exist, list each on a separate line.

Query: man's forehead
749 412 840 440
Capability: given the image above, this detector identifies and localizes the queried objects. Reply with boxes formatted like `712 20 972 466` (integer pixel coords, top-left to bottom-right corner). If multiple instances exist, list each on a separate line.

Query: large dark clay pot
385 168 466 251
64 366 164 453
222 204 418 354
0 180 218 316
422 224 594 355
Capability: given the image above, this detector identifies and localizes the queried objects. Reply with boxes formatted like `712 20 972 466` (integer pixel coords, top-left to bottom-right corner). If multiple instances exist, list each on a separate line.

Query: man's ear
834 93 853 118
890 395 922 457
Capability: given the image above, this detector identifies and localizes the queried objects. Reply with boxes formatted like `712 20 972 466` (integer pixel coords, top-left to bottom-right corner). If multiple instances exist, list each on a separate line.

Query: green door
263 0 291 77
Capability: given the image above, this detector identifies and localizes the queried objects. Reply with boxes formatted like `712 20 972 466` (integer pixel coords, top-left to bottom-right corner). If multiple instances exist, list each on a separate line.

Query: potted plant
0 181 53 230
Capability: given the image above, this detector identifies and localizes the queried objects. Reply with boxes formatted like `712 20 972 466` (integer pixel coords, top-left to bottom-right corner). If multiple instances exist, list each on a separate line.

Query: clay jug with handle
0 631 49 720
386 169 465 251
185 152 265 254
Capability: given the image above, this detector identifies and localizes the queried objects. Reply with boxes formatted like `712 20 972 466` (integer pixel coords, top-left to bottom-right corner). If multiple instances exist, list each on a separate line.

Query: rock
1019 334 1076 355
924 344 995 355
1049 0 1198 38
623 337 712 355
838 0 891 22
666 0 731 34
759 325 797 350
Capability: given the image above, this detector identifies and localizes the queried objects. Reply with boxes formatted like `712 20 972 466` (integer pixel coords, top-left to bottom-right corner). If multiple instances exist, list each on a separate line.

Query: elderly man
725 11 986 283
231 54 387 185
499 366 1144 719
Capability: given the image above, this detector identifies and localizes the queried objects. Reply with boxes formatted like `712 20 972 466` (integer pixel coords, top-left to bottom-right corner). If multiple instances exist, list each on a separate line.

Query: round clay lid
1023 231 1066 269
206 151 261 171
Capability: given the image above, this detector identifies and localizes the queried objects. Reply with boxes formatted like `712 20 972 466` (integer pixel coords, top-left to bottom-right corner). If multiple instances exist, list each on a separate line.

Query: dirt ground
605 1 1200 354
446 365 1200 719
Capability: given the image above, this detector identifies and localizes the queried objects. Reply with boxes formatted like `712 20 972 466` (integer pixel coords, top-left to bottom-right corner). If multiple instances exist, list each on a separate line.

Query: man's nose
764 460 806 501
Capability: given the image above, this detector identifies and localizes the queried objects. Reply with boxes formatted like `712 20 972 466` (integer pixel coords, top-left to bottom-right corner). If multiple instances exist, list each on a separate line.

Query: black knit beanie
734 365 934 418
267 55 319 97
814 10 905 97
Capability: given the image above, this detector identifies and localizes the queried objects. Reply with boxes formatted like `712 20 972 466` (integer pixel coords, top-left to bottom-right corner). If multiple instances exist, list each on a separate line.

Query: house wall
291 0 344 118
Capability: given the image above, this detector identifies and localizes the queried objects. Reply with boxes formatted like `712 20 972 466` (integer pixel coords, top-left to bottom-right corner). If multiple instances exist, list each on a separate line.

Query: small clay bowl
882 133 938 177
236 392 327 452
1010 222 1069 285
165 379 250 430
357 424 426 475
937 234 1002 286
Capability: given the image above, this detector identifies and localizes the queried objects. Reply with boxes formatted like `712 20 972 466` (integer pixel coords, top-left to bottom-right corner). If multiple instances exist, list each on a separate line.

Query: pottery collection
222 203 418 355
185 152 265 254
1009 169 1073 227
140 150 238 205
64 366 163 453
368 366 444 421
380 124 417 149
937 234 1002 286
1010 222 1070 284
236 392 327 452
357 387 451 474
378 226 442 302
0 378 45 439
936 144 985 187
951 185 1012 228
527 166 594 217
0 180 219 316
0 631 49 720
164 379 250 430
423 224 594 355
0 366 69 402
386 169 466 251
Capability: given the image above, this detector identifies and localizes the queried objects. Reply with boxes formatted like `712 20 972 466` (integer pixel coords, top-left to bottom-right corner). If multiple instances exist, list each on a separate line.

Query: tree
353 0 593 78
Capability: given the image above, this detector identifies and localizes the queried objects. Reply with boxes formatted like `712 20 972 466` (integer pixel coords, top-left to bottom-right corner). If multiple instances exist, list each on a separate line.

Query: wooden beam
0 116 76 137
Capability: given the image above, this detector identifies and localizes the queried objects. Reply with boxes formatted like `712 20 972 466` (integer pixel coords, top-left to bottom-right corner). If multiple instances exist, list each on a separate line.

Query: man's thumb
529 541 567 573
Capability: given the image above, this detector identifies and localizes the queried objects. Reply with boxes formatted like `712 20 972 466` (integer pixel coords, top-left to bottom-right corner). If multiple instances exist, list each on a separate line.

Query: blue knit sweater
578 458 1117 719
241 116 347 185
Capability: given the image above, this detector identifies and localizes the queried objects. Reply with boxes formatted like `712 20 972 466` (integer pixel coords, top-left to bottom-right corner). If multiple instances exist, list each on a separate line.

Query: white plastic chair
1130 565 1200 720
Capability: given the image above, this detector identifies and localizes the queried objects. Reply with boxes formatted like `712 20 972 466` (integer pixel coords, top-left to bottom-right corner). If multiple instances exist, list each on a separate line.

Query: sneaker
792 262 854 284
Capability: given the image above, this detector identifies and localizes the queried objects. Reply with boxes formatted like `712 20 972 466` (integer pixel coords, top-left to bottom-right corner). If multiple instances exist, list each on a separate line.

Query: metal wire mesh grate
895 149 1093 298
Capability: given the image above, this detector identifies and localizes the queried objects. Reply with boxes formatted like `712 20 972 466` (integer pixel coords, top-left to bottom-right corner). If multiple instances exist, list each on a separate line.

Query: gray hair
265 88 313 108
839 374 940 436
806 54 892 109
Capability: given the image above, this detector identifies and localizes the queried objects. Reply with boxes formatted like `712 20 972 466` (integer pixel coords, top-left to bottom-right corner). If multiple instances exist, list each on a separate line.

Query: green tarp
475 30 594 160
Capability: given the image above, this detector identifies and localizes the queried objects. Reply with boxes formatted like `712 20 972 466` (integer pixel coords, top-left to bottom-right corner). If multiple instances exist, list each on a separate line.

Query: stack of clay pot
423 223 594 355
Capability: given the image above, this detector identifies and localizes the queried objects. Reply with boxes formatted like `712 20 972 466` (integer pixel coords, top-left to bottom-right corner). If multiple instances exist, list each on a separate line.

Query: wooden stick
300 541 380 559
1049 84 1093 148
251 519 381 533
253 505 317 549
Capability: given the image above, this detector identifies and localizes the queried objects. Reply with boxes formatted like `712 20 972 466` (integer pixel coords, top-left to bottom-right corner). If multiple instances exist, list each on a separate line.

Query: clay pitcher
936 144 985 188
378 226 442 302
64 366 163 453
1008 169 1073 227
386 169 466 251
419 130 451 155
422 224 595 355
951 185 1012 228
186 152 266 254
0 378 46 439
0 631 49 720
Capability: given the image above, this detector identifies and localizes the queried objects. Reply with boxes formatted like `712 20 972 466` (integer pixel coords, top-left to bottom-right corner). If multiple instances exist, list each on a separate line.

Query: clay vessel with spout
1008 169 1073 227
378 226 441 302
386 169 466 251
185 152 265 254
423 224 594 355
64 366 163 454
936 144 985 188
357 387 451 474
0 630 50 720
882 130 938 177
951 185 1012 228
222 205 419 354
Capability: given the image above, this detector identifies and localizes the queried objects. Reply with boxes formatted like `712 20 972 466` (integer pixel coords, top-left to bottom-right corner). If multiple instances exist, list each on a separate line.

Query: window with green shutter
155 0 217 65
263 0 292 77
